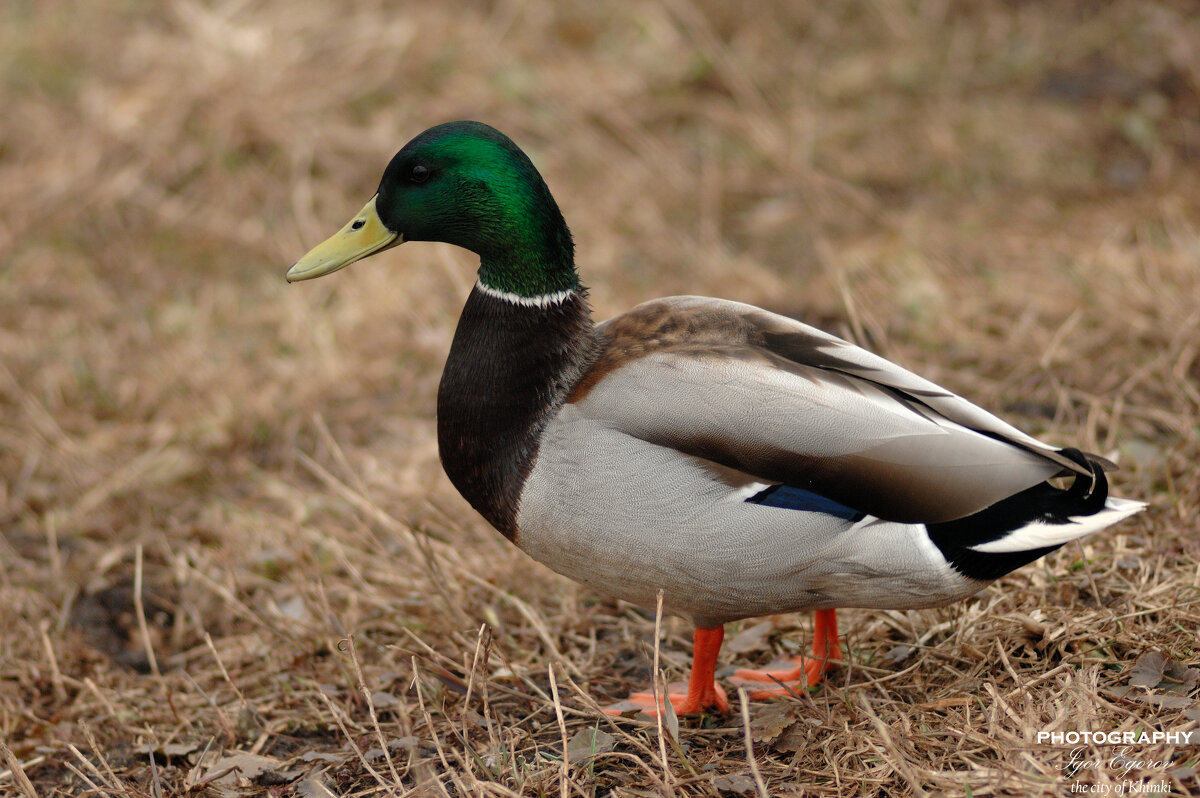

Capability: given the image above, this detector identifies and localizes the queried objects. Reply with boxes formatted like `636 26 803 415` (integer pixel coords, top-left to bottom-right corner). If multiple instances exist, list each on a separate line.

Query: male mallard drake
288 121 1145 715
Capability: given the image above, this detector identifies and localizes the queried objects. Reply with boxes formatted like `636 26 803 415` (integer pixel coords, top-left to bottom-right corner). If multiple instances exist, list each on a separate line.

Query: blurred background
2 1 1198 794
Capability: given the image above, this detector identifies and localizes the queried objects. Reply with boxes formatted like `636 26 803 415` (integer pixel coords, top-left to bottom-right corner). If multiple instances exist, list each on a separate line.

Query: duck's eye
409 164 431 184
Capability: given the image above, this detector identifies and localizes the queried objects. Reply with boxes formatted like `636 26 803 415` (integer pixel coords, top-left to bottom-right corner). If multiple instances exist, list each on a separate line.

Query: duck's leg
604 626 730 716
727 609 841 698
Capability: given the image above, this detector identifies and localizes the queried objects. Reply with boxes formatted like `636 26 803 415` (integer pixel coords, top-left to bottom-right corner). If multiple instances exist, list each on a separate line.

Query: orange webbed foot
603 680 730 717
727 609 841 700
727 653 836 699
603 625 730 717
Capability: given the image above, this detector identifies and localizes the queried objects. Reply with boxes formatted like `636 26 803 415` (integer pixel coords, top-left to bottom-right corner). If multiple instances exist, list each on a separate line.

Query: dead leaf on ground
713 773 758 795
772 722 810 753
880 644 914 667
370 690 400 710
1127 650 1199 694
1104 686 1194 709
1103 650 1200 709
726 621 775 654
1129 650 1169 687
750 703 796 744
566 727 615 764
199 752 282 786
363 737 421 763
297 751 349 765
150 741 203 759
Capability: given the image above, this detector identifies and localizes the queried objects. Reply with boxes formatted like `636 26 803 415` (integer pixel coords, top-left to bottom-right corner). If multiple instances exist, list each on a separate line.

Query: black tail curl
1057 447 1109 517
926 448 1111 581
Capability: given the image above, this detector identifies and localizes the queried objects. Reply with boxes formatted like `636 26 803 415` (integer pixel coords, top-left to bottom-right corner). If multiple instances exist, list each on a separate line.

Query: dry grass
2 0 1199 795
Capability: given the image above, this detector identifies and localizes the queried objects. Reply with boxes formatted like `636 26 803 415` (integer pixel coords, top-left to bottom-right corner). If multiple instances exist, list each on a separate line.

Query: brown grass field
3 1 1199 795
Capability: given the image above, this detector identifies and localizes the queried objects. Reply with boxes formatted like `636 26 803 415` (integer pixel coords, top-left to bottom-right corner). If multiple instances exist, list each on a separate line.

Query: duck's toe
603 680 730 718
727 653 837 699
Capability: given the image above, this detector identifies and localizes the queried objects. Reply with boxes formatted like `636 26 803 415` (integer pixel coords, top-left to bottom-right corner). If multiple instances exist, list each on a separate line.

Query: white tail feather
967 497 1147 554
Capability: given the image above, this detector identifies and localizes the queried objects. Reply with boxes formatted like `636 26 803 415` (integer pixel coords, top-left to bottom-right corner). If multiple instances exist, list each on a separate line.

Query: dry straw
1 0 1198 795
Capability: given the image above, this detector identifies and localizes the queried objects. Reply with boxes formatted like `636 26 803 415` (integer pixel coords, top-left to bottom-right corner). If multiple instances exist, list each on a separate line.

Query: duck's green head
287 121 578 298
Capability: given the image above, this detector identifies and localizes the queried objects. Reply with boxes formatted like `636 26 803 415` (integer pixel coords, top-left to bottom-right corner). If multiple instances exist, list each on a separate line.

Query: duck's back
562 296 1079 522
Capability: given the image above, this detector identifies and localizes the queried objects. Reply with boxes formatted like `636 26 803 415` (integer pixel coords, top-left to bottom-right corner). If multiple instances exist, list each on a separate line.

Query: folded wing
568 296 1083 523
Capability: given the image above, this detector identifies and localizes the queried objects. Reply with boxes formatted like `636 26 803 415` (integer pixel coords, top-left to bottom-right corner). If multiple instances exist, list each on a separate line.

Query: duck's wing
567 296 1088 524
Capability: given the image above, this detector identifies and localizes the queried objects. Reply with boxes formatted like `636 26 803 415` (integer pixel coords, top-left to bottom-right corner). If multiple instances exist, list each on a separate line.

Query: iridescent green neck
476 241 579 299
470 161 579 299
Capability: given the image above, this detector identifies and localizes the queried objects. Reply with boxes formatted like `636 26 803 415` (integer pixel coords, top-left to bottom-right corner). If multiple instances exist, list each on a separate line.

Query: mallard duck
287 121 1145 715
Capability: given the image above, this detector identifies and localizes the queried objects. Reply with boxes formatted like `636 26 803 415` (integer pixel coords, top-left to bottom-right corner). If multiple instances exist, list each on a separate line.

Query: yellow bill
286 195 402 282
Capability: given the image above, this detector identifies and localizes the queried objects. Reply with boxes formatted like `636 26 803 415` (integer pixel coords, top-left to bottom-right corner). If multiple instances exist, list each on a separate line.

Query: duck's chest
435 286 598 538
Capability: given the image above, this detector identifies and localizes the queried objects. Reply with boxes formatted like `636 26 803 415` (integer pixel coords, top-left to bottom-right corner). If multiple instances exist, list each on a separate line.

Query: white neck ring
475 280 575 308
